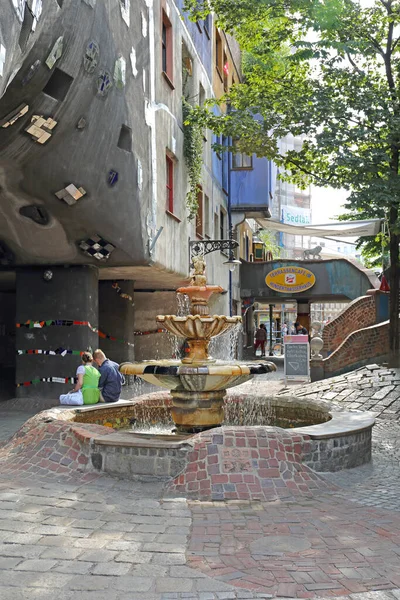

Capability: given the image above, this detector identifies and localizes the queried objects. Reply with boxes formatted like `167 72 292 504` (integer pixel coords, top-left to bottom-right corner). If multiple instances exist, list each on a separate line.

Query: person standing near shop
254 323 267 356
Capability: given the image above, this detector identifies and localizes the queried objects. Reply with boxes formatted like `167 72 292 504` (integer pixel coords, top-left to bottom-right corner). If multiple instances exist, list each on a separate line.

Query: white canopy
256 218 382 239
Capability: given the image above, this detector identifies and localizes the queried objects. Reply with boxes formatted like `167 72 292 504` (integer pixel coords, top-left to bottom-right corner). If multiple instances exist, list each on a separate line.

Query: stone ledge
296 410 376 439
94 431 193 450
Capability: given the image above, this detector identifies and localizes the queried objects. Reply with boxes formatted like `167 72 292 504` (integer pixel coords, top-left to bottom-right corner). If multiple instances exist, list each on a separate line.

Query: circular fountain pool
104 395 332 434
71 390 375 483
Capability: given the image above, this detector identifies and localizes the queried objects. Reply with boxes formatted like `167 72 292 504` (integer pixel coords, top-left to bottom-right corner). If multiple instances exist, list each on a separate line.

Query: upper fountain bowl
156 314 242 340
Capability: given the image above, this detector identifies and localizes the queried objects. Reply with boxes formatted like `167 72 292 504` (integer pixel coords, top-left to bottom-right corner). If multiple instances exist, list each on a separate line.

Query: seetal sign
265 266 316 293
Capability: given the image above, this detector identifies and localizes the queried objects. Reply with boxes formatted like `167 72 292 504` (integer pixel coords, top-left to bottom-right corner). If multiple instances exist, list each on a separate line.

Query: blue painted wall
175 0 212 80
230 155 277 212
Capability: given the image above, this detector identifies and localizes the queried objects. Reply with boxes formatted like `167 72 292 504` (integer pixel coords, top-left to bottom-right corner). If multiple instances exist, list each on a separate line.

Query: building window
220 208 226 240
204 195 210 238
182 41 194 99
223 52 228 92
204 14 211 38
214 212 219 239
232 148 253 170
117 125 132 152
162 10 173 84
196 187 203 238
43 68 74 102
215 29 223 79
222 135 229 193
199 83 205 106
166 155 174 213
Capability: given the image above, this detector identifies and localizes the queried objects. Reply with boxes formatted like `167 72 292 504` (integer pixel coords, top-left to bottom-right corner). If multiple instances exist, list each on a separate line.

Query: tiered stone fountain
120 257 276 432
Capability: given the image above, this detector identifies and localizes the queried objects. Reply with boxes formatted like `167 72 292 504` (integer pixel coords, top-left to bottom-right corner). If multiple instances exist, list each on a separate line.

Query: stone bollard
310 336 324 381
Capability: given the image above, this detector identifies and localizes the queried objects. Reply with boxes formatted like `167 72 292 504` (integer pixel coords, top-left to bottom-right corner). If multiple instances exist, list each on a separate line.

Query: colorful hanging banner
112 282 134 305
16 319 90 329
17 349 83 356
16 376 76 388
15 319 166 344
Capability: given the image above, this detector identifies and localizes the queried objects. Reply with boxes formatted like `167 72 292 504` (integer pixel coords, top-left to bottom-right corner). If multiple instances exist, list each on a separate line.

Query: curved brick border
323 321 389 376
323 295 376 355
0 409 114 482
165 426 332 501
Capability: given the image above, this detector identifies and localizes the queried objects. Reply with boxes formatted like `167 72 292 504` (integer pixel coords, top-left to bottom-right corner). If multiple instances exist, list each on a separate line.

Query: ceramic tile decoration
55 184 87 206
0 44 6 77
96 69 112 96
12 0 25 21
25 115 57 144
107 170 118 186
79 235 115 261
29 0 42 31
21 59 41 85
120 0 130 26
137 159 143 190
114 56 126 90
45 37 63 69
83 41 99 74
0 103 29 128
130 47 137 77
141 11 147 37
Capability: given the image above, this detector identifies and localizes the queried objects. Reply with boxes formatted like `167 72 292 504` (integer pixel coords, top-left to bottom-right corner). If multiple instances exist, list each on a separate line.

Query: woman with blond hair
59 351 101 406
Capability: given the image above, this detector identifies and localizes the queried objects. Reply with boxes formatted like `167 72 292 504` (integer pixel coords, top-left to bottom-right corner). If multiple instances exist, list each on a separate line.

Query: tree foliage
258 230 281 259
184 0 400 355
182 98 203 220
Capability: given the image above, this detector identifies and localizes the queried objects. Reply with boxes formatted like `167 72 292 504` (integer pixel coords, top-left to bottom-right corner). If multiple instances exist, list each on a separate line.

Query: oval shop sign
265 266 316 293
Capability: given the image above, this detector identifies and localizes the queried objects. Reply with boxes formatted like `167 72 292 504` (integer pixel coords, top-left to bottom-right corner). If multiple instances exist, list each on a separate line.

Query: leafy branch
182 98 203 220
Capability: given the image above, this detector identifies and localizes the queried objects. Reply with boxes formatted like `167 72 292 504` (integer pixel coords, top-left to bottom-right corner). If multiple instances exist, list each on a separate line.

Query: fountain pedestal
170 390 225 431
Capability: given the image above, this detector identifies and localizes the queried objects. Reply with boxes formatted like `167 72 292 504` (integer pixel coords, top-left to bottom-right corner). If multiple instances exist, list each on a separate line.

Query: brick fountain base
0 391 375 500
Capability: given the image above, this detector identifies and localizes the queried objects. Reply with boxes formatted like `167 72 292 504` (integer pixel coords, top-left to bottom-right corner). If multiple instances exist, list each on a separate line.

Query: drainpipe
228 137 233 317
144 0 158 257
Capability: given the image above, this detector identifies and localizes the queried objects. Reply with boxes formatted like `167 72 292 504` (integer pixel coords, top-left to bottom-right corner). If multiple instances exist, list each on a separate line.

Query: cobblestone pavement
0 365 400 599
276 365 400 419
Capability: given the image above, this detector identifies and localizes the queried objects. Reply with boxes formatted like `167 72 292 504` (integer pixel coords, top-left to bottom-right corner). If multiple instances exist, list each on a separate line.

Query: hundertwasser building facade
0 0 274 399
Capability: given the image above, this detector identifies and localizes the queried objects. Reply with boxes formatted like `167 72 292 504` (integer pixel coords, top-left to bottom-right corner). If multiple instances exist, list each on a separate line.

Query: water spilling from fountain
120 256 276 432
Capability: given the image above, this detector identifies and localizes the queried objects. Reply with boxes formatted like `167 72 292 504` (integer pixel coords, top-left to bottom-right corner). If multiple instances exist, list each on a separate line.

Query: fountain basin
69 391 375 492
120 360 276 431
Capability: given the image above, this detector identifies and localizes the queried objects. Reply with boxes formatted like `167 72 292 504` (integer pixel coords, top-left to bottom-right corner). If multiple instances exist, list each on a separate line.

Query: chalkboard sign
284 337 310 380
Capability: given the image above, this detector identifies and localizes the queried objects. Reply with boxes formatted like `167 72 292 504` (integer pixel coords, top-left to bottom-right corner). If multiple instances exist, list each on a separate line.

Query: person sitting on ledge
59 351 100 406
93 349 123 403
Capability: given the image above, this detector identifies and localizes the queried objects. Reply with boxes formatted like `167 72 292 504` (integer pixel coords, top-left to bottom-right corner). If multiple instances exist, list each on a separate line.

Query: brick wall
323 320 390 376
322 295 376 355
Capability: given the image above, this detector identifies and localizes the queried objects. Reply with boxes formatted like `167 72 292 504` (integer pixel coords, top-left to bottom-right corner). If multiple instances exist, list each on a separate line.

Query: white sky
311 186 349 224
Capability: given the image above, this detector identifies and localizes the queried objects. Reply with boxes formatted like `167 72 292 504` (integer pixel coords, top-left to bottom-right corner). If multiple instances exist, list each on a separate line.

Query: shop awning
255 218 382 239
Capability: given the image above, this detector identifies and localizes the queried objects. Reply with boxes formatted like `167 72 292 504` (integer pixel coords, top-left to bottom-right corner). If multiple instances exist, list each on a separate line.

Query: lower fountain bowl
120 360 277 432
120 360 276 392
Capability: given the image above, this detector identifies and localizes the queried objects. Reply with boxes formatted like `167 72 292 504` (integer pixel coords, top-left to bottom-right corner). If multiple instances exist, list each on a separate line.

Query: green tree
184 0 400 361
258 230 281 259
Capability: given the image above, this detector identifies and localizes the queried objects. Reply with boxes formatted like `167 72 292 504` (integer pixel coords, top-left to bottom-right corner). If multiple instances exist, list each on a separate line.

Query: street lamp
223 256 241 272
